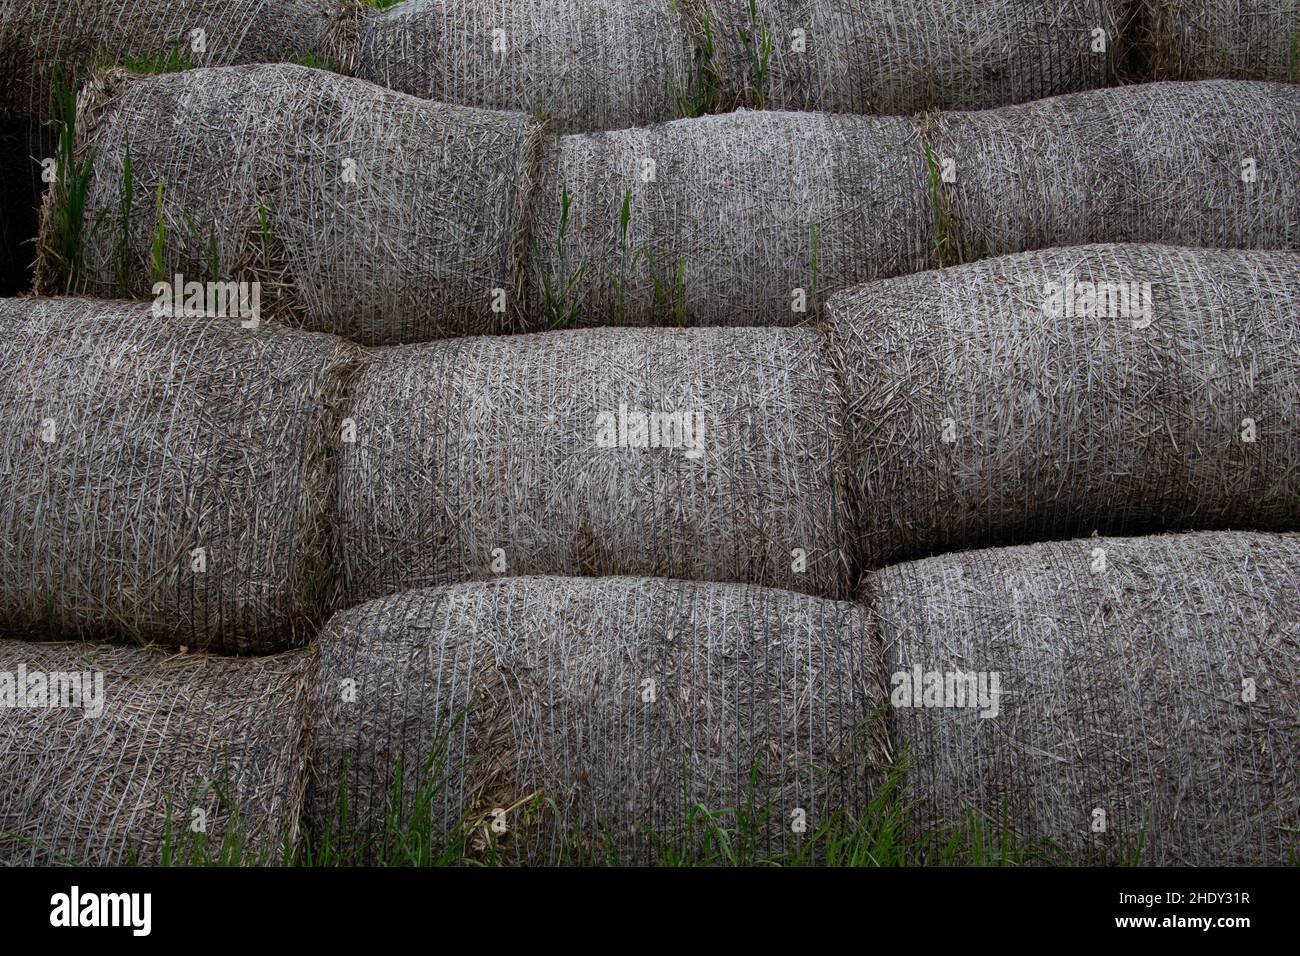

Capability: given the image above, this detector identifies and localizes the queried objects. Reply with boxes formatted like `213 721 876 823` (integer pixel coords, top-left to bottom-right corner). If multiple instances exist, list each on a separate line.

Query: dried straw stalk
334 325 853 606
825 243 1300 573
0 638 310 865
869 530 1299 865
308 576 887 864
0 297 357 654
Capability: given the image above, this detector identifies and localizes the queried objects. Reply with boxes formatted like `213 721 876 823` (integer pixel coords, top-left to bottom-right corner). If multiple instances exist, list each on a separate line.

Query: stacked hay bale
308 576 887 864
532 108 932 328
0 639 310 865
0 0 337 122
1140 0 1300 82
869 530 1300 865
38 64 539 344
0 297 357 654
930 80 1299 263
352 0 698 132
702 0 1119 115
334 325 851 605
825 243 1300 572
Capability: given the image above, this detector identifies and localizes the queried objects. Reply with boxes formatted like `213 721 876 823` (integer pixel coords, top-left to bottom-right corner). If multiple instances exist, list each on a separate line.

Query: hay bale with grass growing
532 108 931 329
0 638 309 865
308 576 886 864
930 80 1299 263
1140 0 1300 83
353 0 698 133
870 530 1300 865
701 0 1119 116
335 325 852 606
0 0 337 122
40 63 539 345
0 296 356 654
825 243 1300 572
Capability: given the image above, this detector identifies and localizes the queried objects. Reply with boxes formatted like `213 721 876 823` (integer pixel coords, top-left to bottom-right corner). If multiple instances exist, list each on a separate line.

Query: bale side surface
931 80 1300 260
0 639 310 865
309 576 887 864
46 64 536 345
703 0 1118 115
355 0 696 133
0 297 357 654
826 243 1300 572
0 0 335 122
1141 0 1300 82
532 109 932 328
871 530 1300 865
335 325 853 605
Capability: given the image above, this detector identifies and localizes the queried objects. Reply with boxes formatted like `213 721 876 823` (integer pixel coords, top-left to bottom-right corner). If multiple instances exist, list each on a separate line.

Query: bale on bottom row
871 529 1300 865
308 576 886 864
334 325 851 605
0 639 309 865
0 297 356 654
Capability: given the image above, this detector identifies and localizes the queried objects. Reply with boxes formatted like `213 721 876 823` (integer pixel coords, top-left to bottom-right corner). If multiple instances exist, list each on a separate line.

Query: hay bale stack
0 0 335 122
0 639 309 865
0 297 356 654
532 109 931 328
1141 0 1300 82
702 0 1117 115
42 64 538 345
354 0 697 133
931 80 1299 261
870 530 1300 865
309 576 886 864
335 325 851 606
825 243 1300 572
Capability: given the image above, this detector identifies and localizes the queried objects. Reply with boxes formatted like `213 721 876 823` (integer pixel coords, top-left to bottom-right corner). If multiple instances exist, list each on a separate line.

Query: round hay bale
531 108 932 329
869 530 1300 865
0 639 310 865
335 325 853 607
702 0 1119 115
353 0 697 133
40 63 540 345
930 80 1300 262
0 296 357 654
1141 0 1300 82
308 576 887 864
825 243 1300 572
0 0 335 122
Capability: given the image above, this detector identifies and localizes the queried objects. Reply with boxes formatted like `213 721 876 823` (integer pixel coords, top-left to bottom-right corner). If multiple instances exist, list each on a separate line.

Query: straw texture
0 297 357 654
45 64 538 345
354 0 696 133
0 0 335 121
703 0 1118 115
871 530 1300 865
931 80 1300 262
308 576 887 864
825 243 1300 573
335 325 852 606
532 108 932 328
1141 0 1300 82
0 639 310 865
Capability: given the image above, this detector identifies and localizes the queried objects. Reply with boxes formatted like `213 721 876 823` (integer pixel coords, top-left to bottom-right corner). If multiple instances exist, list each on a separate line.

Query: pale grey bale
531 108 932 328
0 296 358 654
870 530 1300 865
1141 0 1300 82
824 243 1300 572
930 80 1299 262
0 639 310 865
334 325 853 606
308 576 888 864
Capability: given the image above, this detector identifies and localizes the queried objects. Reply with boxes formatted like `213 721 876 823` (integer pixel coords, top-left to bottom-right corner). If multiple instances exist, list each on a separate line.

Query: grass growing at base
737 0 774 110
40 72 94 295
923 143 958 268
670 5 722 118
538 184 588 329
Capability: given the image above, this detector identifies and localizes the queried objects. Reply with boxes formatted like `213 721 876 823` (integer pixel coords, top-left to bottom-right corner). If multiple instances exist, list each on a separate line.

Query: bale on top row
0 297 356 655
870 529 1299 865
41 65 1296 343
